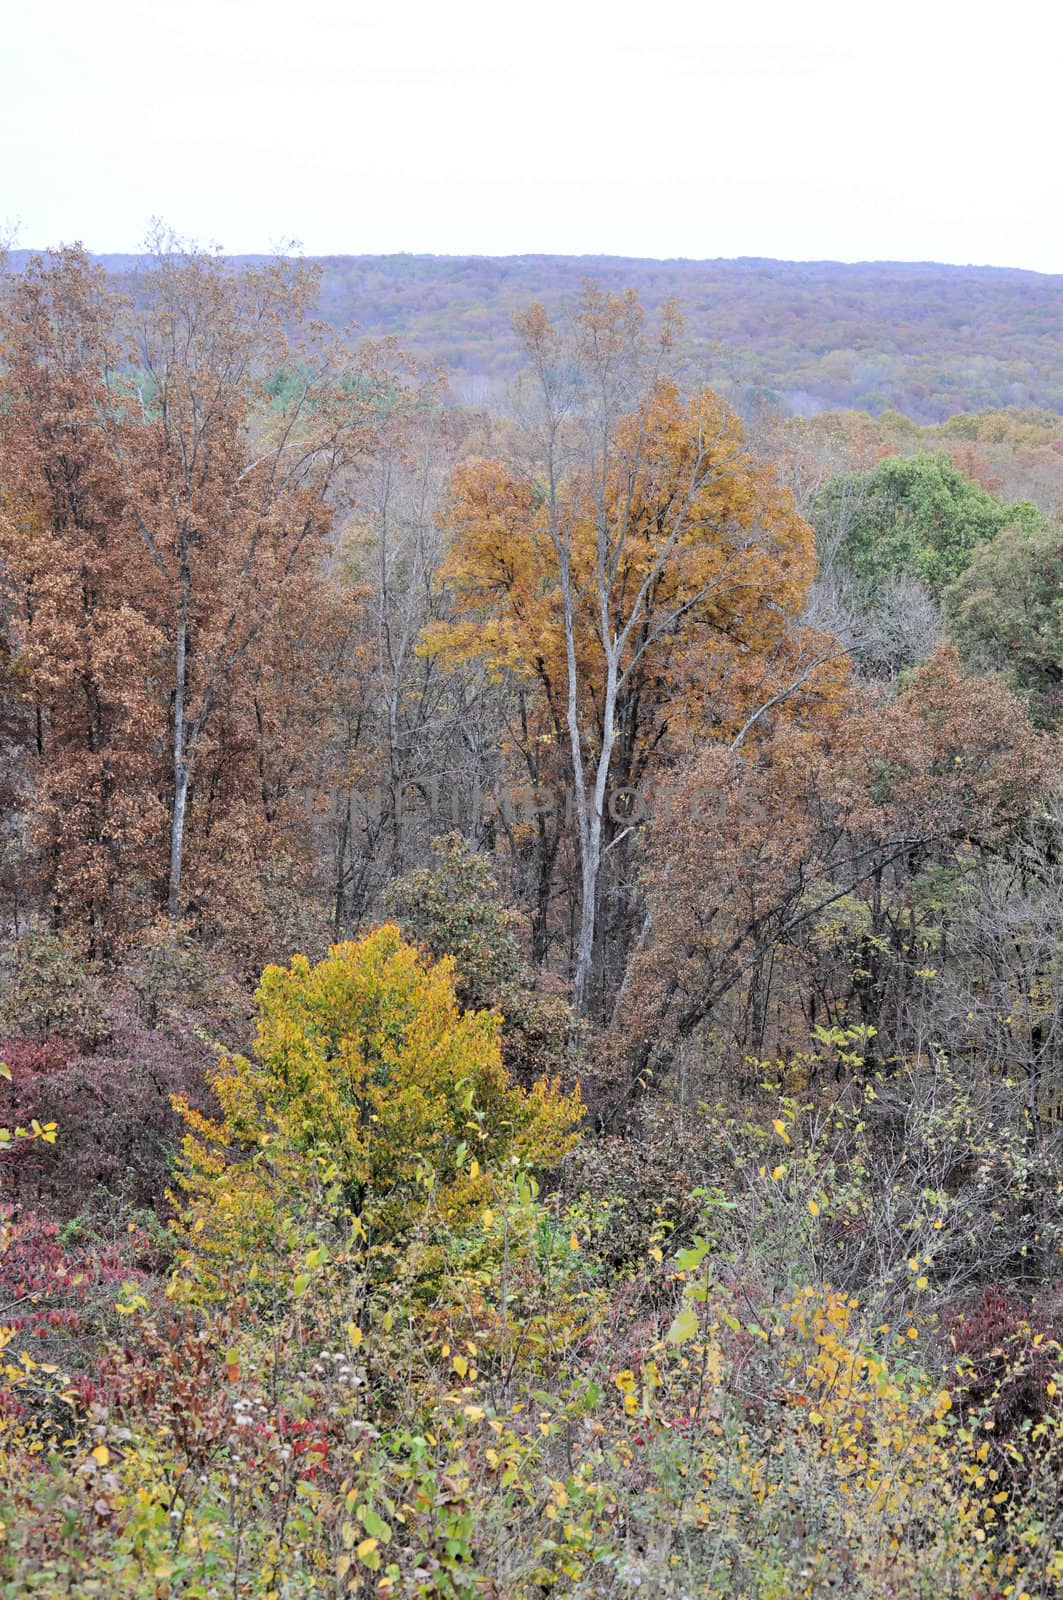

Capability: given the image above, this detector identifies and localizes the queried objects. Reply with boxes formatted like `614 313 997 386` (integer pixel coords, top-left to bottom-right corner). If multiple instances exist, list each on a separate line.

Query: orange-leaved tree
109 231 401 918
428 290 845 1013
0 240 409 956
172 924 582 1300
611 644 1057 1115
0 249 169 951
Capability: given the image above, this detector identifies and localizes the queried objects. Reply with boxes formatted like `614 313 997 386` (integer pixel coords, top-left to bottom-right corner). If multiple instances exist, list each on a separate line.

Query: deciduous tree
430 290 843 1014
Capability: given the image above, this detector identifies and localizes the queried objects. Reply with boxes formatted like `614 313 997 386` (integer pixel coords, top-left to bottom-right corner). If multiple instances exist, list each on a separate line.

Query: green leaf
675 1236 711 1272
359 1508 391 1542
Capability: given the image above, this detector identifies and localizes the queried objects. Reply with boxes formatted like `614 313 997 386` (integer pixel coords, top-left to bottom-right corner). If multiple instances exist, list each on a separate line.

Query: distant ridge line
8 252 1063 421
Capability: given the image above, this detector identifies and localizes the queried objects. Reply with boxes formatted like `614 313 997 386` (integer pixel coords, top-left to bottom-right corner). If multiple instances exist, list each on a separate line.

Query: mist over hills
12 250 1063 420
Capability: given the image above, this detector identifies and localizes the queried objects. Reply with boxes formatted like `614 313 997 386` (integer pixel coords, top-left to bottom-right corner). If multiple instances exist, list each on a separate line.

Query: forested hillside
14 249 1063 418
3 242 1063 1598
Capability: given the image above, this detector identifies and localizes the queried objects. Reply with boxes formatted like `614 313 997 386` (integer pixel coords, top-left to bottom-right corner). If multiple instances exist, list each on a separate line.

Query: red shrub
0 1206 142 1357
0 1036 79 1077
0 1202 156 1462
943 1284 1062 1440
0 1022 214 1218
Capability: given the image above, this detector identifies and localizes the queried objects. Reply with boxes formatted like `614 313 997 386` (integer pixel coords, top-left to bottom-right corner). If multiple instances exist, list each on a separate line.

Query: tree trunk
167 570 190 915
168 765 189 916
572 669 617 1015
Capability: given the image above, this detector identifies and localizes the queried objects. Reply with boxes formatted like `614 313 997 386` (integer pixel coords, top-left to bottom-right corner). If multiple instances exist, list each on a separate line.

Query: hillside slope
12 251 1063 419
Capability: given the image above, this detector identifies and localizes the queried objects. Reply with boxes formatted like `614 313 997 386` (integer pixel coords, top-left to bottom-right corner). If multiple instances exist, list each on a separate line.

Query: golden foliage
172 925 582 1297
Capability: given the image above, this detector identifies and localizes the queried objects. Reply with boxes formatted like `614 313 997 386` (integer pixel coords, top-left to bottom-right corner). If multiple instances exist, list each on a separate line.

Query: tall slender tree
431 290 841 1013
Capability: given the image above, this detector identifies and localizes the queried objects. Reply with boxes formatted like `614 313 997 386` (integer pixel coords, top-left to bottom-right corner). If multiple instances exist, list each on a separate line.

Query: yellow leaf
808 1199 819 1217
569 1232 580 1250
452 1355 468 1379
91 1445 110 1467
772 1118 790 1145
771 1165 785 1181
346 1322 363 1348
357 1536 379 1560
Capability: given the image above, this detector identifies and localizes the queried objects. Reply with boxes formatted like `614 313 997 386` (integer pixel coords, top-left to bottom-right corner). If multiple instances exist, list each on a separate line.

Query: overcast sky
4 0 1062 271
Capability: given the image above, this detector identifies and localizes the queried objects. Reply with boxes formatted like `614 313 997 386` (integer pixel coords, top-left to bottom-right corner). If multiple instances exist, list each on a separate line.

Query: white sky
4 0 1062 270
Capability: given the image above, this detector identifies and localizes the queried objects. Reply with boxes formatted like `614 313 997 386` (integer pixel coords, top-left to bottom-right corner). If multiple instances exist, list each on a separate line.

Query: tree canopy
816 451 1044 597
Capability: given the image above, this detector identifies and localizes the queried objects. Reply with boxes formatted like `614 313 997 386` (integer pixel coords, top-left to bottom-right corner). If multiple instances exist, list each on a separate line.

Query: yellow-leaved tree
172 925 582 1300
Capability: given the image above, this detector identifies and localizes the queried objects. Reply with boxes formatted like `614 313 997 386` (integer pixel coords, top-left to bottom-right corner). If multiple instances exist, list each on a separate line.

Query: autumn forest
2 239 1063 1598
